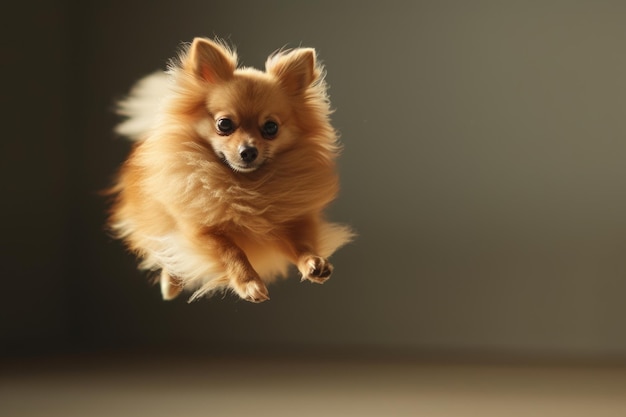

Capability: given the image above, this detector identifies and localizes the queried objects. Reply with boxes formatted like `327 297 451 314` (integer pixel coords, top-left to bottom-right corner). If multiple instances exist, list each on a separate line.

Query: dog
107 38 353 302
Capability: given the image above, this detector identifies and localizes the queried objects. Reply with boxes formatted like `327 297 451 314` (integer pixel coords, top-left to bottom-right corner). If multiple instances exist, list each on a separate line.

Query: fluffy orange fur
108 38 353 302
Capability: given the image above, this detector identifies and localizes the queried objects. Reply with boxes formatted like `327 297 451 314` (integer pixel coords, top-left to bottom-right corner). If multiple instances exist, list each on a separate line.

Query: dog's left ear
266 48 318 95
187 38 237 83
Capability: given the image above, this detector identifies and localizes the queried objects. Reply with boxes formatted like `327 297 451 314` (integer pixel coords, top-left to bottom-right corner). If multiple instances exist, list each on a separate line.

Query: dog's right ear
186 38 237 83
266 48 318 96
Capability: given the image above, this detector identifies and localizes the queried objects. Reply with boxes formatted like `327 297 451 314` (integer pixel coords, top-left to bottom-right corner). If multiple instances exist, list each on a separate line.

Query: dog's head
175 38 323 173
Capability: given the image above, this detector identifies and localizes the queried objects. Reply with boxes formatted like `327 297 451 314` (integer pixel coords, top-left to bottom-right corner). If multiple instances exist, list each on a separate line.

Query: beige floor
2 355 626 417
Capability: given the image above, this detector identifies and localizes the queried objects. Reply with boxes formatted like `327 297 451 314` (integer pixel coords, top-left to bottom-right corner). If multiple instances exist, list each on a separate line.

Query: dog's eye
261 121 279 139
216 118 235 135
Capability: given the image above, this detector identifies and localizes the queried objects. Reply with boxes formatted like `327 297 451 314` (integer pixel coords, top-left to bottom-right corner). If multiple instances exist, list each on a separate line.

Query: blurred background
2 1 626 414
4 0 626 361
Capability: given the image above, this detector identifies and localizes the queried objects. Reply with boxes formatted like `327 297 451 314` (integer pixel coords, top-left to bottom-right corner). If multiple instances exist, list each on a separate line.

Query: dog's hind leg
160 269 183 300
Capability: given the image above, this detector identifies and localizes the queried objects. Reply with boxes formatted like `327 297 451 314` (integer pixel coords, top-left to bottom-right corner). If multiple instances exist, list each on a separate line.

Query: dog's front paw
232 278 270 303
300 255 333 284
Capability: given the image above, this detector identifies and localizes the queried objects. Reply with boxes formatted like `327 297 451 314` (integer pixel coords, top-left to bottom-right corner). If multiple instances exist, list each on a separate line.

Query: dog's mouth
219 153 263 173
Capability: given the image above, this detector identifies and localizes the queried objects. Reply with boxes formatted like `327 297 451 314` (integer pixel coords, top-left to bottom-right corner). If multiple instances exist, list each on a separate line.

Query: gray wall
3 0 626 358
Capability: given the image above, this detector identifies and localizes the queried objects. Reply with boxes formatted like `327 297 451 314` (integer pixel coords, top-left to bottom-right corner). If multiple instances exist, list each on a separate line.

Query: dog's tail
318 222 356 259
115 71 170 141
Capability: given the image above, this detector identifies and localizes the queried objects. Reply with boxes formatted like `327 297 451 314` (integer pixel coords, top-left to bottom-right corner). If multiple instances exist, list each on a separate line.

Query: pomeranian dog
108 38 353 302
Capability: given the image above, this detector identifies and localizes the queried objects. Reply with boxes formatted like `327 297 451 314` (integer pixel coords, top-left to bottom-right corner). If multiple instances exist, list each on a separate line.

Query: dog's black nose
239 145 258 163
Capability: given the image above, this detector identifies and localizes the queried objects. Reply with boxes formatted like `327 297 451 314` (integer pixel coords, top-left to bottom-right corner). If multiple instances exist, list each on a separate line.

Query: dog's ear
187 38 237 83
266 48 318 95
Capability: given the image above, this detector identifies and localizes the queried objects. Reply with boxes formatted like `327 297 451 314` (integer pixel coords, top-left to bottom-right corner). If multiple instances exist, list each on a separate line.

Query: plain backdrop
3 0 626 360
